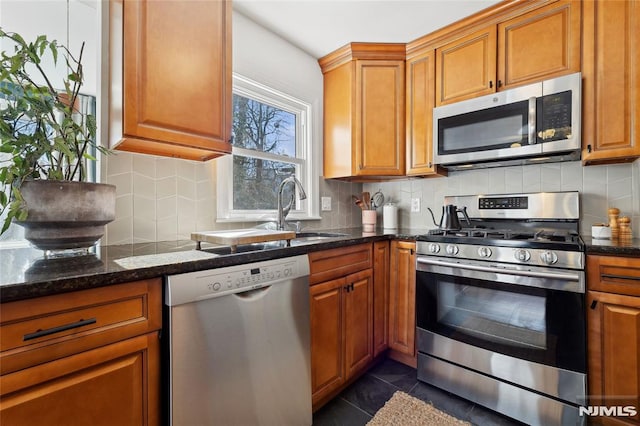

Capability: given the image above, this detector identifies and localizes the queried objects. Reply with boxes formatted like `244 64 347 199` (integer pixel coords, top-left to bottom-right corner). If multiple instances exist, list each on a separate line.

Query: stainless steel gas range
415 191 586 426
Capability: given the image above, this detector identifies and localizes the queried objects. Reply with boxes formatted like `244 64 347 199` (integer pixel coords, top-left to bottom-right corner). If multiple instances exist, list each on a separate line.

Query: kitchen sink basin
202 242 274 255
292 232 349 243
200 232 349 254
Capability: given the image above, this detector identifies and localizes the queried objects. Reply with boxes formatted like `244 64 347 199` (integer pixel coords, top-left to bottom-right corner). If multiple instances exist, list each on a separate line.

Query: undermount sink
292 232 349 243
200 232 349 255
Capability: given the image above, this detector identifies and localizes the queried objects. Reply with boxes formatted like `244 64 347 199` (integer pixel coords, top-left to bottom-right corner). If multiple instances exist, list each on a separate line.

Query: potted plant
0 29 115 252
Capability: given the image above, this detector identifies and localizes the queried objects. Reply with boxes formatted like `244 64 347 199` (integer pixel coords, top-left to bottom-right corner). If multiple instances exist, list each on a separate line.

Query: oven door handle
416 257 582 282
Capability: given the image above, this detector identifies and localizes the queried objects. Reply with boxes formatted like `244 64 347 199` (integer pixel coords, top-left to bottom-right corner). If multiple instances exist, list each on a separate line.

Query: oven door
415 256 586 374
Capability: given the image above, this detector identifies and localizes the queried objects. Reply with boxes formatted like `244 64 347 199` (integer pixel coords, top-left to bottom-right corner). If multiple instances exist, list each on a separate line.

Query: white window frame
216 74 319 222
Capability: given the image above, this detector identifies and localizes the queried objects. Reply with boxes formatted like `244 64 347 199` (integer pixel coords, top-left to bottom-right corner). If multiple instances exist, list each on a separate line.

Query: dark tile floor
312 358 526 426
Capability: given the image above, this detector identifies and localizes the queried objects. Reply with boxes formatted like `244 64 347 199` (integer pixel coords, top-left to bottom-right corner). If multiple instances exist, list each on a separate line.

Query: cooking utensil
362 192 371 210
352 195 364 210
371 190 384 209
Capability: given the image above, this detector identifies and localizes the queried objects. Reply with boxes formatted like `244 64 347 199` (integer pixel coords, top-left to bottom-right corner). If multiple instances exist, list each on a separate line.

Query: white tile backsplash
104 153 640 243
364 159 640 237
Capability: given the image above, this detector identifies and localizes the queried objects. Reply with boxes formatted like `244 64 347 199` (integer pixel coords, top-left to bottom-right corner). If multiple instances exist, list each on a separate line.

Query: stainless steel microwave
433 72 581 170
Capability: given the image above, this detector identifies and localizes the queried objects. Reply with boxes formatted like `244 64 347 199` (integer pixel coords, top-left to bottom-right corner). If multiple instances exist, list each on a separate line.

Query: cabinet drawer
587 255 640 297
309 243 372 285
0 278 161 375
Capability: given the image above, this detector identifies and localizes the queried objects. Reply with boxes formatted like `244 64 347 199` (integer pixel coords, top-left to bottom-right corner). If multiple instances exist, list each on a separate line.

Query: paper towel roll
383 203 398 229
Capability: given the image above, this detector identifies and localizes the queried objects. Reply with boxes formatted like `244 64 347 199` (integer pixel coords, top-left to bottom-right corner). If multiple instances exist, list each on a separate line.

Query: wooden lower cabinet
373 241 390 357
309 243 380 410
344 269 374 378
310 277 345 405
0 279 162 426
310 269 373 409
0 332 160 426
388 240 417 367
587 255 640 426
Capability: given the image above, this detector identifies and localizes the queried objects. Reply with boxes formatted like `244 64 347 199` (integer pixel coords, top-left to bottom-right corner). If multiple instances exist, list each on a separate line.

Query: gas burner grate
425 228 580 244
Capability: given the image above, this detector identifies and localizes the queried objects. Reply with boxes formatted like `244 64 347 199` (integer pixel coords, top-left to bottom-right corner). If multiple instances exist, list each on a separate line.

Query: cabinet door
0 332 160 426
587 291 640 425
355 60 405 176
498 0 581 89
435 26 497 106
310 277 345 406
406 49 445 177
373 241 390 357
117 0 232 161
388 241 416 363
582 0 640 163
344 269 374 379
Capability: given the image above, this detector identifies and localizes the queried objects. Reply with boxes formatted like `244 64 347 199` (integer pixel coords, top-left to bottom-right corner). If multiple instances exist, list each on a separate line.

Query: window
217 74 317 222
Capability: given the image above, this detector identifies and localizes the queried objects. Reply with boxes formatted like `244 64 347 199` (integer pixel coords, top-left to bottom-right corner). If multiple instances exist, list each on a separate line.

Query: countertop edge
3 230 639 303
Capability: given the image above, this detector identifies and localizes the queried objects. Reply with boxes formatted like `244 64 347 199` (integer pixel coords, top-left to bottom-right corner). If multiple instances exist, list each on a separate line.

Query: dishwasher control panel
166 254 310 306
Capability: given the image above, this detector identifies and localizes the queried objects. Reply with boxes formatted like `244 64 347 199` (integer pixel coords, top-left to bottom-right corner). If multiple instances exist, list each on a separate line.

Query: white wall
0 0 98 95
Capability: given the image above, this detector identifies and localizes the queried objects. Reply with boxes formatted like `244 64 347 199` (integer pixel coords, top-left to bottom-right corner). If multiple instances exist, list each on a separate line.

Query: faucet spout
277 175 307 231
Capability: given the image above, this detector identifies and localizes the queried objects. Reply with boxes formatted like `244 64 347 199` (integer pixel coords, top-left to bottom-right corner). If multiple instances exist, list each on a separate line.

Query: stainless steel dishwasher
165 254 311 425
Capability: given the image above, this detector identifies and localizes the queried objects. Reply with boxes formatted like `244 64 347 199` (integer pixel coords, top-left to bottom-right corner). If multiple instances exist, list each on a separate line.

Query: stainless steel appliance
166 255 312 425
433 73 581 170
416 191 586 426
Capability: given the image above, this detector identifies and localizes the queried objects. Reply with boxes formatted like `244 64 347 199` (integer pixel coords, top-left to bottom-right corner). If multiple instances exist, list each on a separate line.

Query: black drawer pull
24 318 97 341
601 274 640 282
590 300 598 310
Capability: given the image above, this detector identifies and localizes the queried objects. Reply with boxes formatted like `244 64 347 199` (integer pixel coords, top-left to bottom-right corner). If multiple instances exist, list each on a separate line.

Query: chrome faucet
276 175 307 231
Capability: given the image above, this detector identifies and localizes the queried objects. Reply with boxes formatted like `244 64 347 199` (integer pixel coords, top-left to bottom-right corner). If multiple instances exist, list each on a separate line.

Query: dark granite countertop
0 228 425 303
4 226 637 304
582 236 640 257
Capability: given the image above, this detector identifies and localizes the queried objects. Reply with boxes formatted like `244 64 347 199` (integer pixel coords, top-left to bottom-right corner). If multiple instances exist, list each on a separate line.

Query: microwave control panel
537 90 572 141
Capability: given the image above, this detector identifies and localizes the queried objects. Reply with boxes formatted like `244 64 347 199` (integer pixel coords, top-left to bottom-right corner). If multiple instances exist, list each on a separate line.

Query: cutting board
191 229 295 249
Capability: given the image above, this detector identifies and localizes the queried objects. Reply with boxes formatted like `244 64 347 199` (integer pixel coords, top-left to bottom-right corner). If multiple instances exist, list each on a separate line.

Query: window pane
232 94 296 157
232 156 298 210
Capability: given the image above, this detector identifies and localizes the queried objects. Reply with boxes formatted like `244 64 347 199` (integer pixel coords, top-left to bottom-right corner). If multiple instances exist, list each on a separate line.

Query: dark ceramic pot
15 180 116 251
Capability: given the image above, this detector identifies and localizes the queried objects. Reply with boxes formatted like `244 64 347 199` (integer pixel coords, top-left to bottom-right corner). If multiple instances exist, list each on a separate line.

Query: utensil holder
362 210 377 232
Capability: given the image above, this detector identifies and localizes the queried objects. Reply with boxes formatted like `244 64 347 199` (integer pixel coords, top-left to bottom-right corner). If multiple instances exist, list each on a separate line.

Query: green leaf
50 42 58 64
1 216 11 235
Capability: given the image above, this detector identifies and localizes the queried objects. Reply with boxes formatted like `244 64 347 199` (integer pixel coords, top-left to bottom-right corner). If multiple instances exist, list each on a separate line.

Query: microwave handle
528 97 536 145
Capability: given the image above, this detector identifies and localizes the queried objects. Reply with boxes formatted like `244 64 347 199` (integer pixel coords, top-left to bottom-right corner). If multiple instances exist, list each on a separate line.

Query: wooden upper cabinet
319 43 406 179
582 0 640 164
406 49 446 177
435 26 497 106
435 0 580 106
110 0 232 161
498 0 581 89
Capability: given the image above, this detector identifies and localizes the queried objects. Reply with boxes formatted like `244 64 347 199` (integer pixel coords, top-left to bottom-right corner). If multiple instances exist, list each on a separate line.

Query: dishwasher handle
234 285 272 300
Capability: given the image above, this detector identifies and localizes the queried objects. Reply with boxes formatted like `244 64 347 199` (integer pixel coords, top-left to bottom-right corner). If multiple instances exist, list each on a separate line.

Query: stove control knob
477 247 492 258
514 249 531 262
446 244 459 255
540 250 558 265
428 243 440 254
